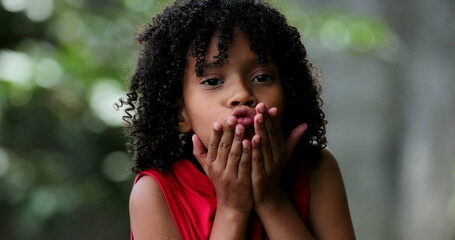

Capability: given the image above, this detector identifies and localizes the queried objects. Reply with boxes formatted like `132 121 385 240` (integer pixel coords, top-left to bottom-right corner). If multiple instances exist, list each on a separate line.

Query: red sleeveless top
131 159 310 239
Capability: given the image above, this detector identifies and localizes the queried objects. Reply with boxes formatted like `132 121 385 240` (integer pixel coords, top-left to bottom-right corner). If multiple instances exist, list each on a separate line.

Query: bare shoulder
307 148 356 240
308 149 344 193
308 148 344 180
129 175 181 240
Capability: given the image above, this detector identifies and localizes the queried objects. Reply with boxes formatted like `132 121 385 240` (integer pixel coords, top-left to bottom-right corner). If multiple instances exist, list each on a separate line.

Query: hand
192 116 254 214
251 103 308 208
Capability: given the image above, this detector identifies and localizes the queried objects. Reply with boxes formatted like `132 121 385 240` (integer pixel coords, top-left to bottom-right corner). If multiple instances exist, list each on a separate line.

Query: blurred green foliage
0 0 395 239
0 0 170 239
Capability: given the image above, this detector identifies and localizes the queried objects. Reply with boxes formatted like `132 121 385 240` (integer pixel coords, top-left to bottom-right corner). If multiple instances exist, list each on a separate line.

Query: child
122 0 355 239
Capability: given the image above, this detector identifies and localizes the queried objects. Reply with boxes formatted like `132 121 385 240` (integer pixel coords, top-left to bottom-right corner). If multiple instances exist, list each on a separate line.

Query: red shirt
131 159 310 239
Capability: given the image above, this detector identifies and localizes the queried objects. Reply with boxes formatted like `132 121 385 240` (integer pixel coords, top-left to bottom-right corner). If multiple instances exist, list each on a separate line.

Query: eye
252 75 273 83
201 78 223 86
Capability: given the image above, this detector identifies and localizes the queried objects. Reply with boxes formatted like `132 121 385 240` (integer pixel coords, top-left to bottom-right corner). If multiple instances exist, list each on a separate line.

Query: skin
129 29 356 239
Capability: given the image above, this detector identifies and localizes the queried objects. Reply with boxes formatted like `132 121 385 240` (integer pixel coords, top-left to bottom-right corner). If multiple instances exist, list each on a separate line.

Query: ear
178 103 192 133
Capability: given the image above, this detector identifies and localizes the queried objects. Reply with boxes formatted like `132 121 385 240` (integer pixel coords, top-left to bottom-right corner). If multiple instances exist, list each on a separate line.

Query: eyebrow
203 57 276 69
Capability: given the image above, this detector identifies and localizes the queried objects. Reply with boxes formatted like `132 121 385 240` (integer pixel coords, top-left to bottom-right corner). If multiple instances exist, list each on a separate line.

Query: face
180 29 285 147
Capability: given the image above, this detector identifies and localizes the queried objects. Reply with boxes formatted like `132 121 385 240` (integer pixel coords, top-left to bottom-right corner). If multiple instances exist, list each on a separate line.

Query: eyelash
201 78 223 86
201 74 273 86
252 74 274 83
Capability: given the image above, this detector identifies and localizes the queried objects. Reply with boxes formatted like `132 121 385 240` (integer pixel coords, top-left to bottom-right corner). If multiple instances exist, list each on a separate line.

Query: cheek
187 109 216 148
268 88 286 121
199 133 211 149
267 88 286 110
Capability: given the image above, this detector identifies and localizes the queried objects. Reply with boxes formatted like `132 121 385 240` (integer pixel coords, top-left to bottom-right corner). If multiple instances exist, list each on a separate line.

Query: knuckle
240 160 251 169
252 155 261 163
242 148 251 154
252 176 263 185
221 176 231 185
219 142 231 151
229 152 240 159
210 168 221 177
209 142 218 149
254 170 266 179
234 133 244 141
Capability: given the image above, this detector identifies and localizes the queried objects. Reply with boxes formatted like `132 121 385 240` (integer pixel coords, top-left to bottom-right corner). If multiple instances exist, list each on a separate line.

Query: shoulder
307 148 343 192
308 148 341 179
130 175 163 208
307 148 356 239
130 175 181 239
308 148 345 210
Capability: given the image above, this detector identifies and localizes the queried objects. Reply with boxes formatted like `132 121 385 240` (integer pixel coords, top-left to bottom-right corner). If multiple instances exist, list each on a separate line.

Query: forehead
185 27 275 76
205 28 252 59
208 29 252 59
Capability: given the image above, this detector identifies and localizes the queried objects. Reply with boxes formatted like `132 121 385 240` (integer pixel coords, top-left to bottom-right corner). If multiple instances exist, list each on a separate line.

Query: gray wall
287 0 455 239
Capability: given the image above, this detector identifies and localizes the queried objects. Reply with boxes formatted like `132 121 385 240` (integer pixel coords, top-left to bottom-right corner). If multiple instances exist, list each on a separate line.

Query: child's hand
192 116 254 214
251 103 308 208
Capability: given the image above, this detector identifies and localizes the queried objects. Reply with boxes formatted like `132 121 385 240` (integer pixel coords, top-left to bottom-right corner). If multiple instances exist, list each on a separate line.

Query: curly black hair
118 0 327 173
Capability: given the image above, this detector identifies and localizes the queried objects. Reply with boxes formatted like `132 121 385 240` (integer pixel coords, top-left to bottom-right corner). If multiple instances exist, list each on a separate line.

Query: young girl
122 0 355 239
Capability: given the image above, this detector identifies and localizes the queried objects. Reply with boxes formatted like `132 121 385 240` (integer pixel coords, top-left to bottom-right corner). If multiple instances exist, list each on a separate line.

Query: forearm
209 207 250 240
256 192 314 240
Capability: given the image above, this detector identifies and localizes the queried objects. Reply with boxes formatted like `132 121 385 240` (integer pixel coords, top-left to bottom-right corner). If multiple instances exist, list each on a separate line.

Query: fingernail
235 124 241 135
257 114 263 124
242 140 251 149
259 103 266 113
227 116 235 126
269 107 278 116
214 122 221 131
254 135 260 144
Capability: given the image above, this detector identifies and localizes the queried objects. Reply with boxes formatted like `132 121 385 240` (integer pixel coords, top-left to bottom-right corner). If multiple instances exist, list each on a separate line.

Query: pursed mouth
231 107 256 128
237 116 254 128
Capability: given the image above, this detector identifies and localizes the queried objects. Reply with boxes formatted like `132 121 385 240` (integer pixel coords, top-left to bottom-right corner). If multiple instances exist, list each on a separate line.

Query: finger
265 107 286 164
262 106 284 157
268 107 278 117
225 124 245 176
215 116 237 169
255 103 276 148
285 123 309 159
251 134 264 182
254 111 273 172
192 134 208 173
267 107 282 138
206 122 223 163
238 139 252 180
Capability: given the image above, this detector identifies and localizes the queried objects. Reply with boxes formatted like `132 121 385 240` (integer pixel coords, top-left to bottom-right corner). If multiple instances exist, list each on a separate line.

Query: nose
227 81 257 108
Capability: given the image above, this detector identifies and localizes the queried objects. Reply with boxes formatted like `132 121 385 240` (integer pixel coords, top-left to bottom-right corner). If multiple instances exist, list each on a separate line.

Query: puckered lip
231 106 256 128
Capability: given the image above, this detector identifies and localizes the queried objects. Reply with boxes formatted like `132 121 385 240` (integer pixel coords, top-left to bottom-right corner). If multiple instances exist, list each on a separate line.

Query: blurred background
0 0 454 239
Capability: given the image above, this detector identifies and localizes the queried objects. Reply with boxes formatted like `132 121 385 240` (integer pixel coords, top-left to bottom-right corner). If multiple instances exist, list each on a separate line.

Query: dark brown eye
202 78 223 86
252 75 273 82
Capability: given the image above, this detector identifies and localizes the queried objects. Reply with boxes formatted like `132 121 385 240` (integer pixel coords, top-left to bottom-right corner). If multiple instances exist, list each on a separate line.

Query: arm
251 103 355 239
129 175 250 240
192 117 253 240
307 149 356 240
255 191 315 239
251 103 313 239
129 175 181 240
254 150 356 240
130 118 253 240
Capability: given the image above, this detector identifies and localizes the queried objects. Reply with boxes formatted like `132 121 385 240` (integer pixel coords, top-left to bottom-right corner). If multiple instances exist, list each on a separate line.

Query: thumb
192 134 208 173
285 123 308 158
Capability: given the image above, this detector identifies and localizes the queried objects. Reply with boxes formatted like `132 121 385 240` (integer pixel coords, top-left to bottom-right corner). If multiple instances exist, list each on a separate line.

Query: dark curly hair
118 0 327 173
